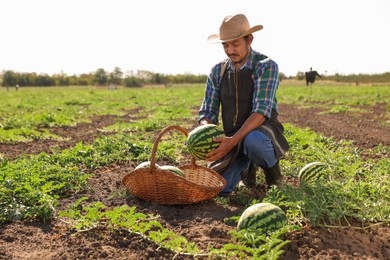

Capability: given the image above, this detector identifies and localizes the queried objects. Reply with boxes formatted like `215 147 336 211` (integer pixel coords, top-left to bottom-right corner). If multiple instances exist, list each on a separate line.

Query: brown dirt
0 103 389 260
278 102 390 160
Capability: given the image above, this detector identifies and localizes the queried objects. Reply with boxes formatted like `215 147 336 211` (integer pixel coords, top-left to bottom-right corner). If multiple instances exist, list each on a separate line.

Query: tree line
1 67 208 88
2 67 390 88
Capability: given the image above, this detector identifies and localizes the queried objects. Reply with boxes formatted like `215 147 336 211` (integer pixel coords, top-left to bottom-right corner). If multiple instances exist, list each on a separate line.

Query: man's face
222 36 252 67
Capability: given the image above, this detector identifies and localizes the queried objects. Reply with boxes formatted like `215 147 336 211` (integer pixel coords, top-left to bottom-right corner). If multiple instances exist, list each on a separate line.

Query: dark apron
209 67 289 173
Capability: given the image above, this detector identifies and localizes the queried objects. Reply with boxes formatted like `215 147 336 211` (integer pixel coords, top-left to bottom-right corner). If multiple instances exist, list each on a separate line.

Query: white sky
1 0 389 77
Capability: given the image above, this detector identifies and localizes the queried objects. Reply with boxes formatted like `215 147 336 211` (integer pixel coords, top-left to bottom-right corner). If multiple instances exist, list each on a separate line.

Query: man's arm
197 64 223 125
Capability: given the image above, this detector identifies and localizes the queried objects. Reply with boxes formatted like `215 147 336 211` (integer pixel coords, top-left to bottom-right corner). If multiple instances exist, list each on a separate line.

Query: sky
1 0 389 77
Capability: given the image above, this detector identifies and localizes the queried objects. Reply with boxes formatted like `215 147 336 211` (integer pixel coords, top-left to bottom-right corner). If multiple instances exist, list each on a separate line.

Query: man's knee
243 131 277 168
243 131 273 155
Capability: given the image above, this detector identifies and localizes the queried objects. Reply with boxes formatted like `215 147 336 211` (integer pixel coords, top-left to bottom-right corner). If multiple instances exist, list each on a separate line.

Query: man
197 14 289 196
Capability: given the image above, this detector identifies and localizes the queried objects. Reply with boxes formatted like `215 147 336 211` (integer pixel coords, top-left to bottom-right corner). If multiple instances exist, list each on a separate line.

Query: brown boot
263 161 284 188
241 162 258 188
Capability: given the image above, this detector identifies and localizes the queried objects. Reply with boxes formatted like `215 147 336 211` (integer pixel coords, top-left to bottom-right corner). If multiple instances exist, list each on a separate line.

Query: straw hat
207 14 263 43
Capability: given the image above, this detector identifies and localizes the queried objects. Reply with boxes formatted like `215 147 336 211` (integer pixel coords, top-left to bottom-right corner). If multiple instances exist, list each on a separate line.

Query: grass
0 85 204 142
59 198 201 256
0 83 389 258
277 82 390 107
275 124 389 225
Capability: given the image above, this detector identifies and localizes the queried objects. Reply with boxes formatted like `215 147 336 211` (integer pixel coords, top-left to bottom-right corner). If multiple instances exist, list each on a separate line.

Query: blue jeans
219 130 278 196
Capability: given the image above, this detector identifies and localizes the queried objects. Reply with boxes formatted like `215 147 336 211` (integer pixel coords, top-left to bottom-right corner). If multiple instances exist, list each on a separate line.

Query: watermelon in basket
122 125 227 205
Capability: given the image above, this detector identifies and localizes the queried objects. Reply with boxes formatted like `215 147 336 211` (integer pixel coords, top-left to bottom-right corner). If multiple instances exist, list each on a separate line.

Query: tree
123 75 143 87
109 67 123 85
296 71 305 80
18 73 37 86
36 74 55 86
152 73 170 85
278 72 287 81
2 70 18 87
78 74 93 86
53 72 70 86
94 68 108 85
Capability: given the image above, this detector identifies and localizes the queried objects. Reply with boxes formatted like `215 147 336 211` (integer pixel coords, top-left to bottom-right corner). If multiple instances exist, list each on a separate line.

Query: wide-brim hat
207 14 263 43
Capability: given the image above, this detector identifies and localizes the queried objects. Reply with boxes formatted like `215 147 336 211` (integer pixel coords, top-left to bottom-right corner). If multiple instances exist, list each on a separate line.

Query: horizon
1 0 389 77
1 67 390 78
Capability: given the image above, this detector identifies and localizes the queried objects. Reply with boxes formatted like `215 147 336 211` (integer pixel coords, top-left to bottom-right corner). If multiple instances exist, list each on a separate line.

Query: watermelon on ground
298 161 327 185
237 202 287 233
186 124 224 160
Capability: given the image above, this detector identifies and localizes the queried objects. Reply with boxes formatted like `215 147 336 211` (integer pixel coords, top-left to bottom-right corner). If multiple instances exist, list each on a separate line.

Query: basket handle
149 125 196 170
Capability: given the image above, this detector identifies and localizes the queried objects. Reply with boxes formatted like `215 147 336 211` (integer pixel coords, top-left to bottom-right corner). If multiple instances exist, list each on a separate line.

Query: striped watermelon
237 202 287 233
298 161 327 185
186 124 224 160
135 161 160 170
160 165 185 177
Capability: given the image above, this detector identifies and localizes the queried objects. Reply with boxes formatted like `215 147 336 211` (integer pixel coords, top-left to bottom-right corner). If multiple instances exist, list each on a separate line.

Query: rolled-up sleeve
252 59 279 119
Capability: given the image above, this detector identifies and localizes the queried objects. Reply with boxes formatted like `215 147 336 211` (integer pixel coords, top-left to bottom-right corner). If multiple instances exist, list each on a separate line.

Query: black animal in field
305 68 322 86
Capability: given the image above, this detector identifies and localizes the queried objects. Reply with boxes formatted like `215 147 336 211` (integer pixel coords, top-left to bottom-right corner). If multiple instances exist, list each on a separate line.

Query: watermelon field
0 82 389 259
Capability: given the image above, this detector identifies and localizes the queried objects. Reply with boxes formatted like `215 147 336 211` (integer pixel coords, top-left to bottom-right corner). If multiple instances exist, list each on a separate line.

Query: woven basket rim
122 163 226 189
121 125 227 204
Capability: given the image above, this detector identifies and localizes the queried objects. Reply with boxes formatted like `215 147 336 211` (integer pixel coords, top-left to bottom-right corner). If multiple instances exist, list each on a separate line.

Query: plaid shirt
198 48 280 125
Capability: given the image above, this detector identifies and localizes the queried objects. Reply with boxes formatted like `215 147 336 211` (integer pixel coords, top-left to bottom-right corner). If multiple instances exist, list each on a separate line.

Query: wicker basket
122 125 227 205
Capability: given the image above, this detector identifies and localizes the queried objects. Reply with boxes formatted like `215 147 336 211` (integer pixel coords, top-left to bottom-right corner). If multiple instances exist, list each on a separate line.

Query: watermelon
135 161 160 170
237 202 287 233
298 161 327 185
186 124 224 160
160 165 185 177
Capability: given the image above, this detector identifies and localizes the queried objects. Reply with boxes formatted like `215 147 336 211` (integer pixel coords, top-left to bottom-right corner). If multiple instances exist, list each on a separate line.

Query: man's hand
205 113 266 161
206 136 238 161
199 118 212 125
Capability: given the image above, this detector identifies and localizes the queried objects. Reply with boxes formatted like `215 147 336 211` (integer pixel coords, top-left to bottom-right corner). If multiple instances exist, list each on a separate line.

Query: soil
0 103 389 260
